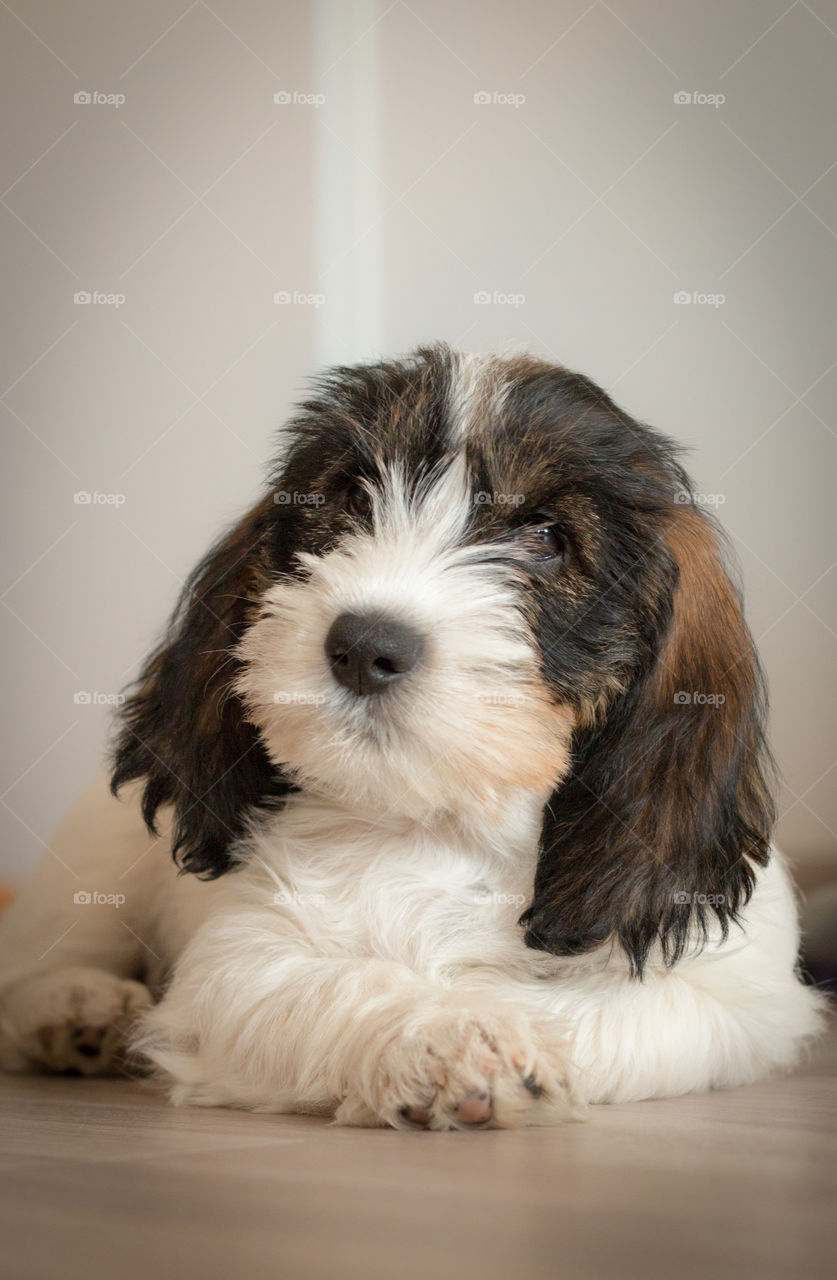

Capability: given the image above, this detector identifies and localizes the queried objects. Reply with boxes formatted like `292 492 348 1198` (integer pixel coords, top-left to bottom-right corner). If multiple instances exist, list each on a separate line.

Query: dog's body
0 777 819 1124
0 346 824 1128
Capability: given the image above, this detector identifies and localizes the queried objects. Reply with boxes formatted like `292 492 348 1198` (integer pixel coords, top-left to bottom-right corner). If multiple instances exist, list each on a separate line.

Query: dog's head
112 344 773 974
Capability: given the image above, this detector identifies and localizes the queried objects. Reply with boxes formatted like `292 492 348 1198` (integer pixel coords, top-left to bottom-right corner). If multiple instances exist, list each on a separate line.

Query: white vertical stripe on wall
315 0 383 365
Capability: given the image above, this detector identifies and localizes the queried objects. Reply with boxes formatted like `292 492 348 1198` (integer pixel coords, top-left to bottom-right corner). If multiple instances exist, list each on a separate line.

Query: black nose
325 612 425 696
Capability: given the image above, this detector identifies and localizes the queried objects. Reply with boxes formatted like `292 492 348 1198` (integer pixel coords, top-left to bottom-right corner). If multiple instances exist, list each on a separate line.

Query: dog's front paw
336 998 585 1130
0 967 152 1075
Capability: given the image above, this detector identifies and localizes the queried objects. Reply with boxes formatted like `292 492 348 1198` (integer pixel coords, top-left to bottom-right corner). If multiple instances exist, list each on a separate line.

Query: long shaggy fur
0 345 824 1128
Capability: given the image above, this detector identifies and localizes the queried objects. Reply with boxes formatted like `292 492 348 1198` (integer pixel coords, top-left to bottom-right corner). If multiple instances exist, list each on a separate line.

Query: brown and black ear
521 503 774 975
111 493 292 877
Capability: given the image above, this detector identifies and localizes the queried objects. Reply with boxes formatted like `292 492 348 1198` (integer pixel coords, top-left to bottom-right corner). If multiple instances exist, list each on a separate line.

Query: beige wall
2 0 835 877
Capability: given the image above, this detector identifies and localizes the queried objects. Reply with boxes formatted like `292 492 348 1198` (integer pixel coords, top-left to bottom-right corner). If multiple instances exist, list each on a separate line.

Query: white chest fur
237 791 552 981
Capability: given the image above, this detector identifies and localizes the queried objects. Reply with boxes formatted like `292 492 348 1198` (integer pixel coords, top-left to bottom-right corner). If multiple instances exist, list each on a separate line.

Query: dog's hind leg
0 776 169 1074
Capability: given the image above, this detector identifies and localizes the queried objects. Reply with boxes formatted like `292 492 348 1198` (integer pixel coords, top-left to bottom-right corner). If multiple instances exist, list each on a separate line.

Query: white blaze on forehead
448 351 504 443
291 457 487 630
370 457 473 548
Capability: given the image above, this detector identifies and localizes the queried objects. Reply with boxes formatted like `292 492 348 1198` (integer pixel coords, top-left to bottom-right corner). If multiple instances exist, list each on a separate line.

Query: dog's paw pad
346 1000 584 1131
70 1024 108 1058
452 1089 492 1126
3 969 152 1076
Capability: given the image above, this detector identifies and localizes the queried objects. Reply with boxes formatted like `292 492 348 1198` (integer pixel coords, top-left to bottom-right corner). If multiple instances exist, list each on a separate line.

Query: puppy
0 345 823 1128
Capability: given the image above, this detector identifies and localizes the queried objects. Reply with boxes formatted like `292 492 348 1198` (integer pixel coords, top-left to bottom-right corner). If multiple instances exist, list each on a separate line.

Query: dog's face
236 457 575 823
113 345 773 974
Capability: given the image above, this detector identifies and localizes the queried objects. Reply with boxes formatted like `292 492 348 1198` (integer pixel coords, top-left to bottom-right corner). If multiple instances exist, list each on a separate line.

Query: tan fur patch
660 507 755 718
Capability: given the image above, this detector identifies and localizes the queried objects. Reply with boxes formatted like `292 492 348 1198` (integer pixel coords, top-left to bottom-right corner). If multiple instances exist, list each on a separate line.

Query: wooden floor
1 1027 835 1280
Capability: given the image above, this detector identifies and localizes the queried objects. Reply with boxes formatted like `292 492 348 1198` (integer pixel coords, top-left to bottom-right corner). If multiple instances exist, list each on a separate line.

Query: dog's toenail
400 1104 432 1128
523 1074 543 1098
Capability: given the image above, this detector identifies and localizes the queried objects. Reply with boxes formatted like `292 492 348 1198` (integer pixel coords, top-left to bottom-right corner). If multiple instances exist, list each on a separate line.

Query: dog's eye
345 481 373 522
513 520 566 561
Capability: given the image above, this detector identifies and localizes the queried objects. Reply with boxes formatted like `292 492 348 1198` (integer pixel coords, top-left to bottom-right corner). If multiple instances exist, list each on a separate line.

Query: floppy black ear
111 493 293 877
521 504 774 976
